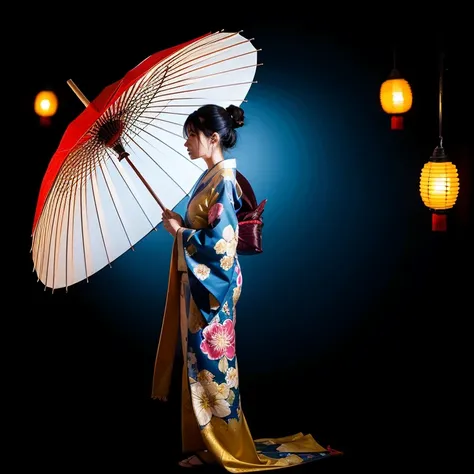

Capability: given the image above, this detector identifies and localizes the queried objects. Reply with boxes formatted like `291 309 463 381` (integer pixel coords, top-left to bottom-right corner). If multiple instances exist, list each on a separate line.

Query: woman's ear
210 132 220 144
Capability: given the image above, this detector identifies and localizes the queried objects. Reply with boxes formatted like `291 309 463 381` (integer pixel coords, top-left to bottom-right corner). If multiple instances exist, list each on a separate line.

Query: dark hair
183 104 245 151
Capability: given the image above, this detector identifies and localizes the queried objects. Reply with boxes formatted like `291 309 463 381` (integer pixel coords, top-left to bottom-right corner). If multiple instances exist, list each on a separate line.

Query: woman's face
184 127 211 160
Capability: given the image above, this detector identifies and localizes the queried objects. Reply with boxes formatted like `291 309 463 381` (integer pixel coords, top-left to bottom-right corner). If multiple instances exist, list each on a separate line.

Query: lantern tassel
432 213 447 232
40 116 52 127
391 115 404 130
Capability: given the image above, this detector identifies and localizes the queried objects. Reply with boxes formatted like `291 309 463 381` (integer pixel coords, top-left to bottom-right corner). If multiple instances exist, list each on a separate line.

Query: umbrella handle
66 79 166 211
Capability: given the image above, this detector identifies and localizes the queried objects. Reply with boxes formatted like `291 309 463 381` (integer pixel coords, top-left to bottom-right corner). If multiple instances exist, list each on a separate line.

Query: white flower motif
214 382 230 399
197 369 215 384
225 366 239 388
227 389 235 406
220 255 234 271
191 381 231 427
233 286 242 309
194 263 210 281
218 357 228 373
226 239 237 257
214 239 227 254
222 225 235 242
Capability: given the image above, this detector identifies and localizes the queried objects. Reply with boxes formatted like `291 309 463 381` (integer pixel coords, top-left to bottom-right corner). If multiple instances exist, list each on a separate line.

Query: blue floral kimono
152 159 341 472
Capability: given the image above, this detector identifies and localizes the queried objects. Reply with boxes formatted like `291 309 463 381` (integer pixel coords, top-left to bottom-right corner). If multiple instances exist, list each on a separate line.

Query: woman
152 104 339 470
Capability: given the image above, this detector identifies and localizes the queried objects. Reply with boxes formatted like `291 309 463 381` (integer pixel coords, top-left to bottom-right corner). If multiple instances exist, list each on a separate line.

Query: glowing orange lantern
419 146 459 231
380 69 413 130
34 90 58 126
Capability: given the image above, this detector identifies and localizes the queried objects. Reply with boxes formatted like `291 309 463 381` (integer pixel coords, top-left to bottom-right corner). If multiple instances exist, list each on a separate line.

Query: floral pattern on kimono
179 164 244 428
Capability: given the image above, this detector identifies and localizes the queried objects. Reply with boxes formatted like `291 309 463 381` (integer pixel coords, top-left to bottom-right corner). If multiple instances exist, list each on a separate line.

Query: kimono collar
201 158 236 183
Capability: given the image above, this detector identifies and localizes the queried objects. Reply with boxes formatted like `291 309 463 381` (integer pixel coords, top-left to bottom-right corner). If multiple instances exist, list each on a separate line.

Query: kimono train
152 159 340 472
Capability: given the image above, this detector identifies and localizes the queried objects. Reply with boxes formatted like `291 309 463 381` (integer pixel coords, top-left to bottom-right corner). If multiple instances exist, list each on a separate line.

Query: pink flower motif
208 203 224 225
200 319 235 360
236 264 243 287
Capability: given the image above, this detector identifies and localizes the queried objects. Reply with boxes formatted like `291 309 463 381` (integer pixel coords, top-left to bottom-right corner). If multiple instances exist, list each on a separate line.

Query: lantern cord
438 50 444 147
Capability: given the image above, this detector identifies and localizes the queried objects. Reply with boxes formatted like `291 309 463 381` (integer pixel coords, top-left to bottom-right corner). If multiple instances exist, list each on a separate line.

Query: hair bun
226 104 245 129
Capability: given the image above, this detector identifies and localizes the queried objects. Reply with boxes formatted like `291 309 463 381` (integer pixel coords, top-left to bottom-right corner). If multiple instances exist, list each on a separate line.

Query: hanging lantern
34 90 58 126
419 146 459 231
380 69 413 130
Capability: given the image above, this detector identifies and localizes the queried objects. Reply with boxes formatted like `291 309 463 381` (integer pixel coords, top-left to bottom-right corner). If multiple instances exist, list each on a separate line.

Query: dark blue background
18 19 471 472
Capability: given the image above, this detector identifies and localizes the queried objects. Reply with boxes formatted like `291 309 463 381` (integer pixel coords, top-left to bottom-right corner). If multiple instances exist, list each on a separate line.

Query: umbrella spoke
105 148 159 231
150 50 260 96
122 125 197 196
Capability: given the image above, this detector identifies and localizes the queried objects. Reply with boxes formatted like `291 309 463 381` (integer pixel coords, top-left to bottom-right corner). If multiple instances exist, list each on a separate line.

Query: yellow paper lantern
380 69 413 130
419 146 459 231
34 90 58 125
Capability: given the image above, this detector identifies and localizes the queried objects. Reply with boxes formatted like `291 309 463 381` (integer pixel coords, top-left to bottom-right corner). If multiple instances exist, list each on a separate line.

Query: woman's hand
162 208 184 237
163 209 184 226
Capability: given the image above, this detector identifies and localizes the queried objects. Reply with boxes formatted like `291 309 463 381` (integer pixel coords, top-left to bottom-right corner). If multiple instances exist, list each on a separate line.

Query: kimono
152 159 340 472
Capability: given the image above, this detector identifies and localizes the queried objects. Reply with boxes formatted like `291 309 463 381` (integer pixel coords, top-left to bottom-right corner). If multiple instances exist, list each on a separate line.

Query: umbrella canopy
31 30 259 291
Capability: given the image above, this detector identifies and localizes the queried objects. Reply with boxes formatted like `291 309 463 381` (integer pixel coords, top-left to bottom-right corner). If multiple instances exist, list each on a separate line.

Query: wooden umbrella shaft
123 155 165 209
67 79 166 211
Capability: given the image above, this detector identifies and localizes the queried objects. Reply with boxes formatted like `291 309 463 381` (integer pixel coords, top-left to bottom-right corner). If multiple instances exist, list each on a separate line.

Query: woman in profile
152 103 339 471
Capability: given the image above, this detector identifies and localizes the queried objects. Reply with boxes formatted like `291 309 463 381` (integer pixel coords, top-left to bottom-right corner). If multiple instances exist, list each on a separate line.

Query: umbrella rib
34 189 51 284
63 166 74 292
137 31 240 93
36 184 62 287
132 115 184 128
53 193 68 292
72 141 101 284
62 141 107 285
158 81 258 97
37 173 70 291
68 165 81 291
147 68 261 104
139 50 255 106
122 125 198 196
132 116 185 138
149 53 260 96
146 39 257 91
145 31 246 87
143 99 249 110
33 187 54 287
134 68 258 109
78 143 94 284
45 182 66 290
109 66 172 159
97 153 136 251
105 148 159 231
125 116 192 165
62 147 85 291
90 155 113 268
58 143 93 287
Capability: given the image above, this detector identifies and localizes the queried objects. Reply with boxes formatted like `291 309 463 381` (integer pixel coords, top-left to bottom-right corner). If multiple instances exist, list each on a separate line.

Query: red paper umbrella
31 30 259 291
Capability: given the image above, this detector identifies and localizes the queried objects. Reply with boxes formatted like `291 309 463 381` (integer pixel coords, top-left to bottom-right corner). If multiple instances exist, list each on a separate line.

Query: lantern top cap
388 68 401 79
431 145 448 162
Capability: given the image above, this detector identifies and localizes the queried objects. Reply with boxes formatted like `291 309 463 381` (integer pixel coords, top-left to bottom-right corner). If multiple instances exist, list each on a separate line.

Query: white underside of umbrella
32 31 259 290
